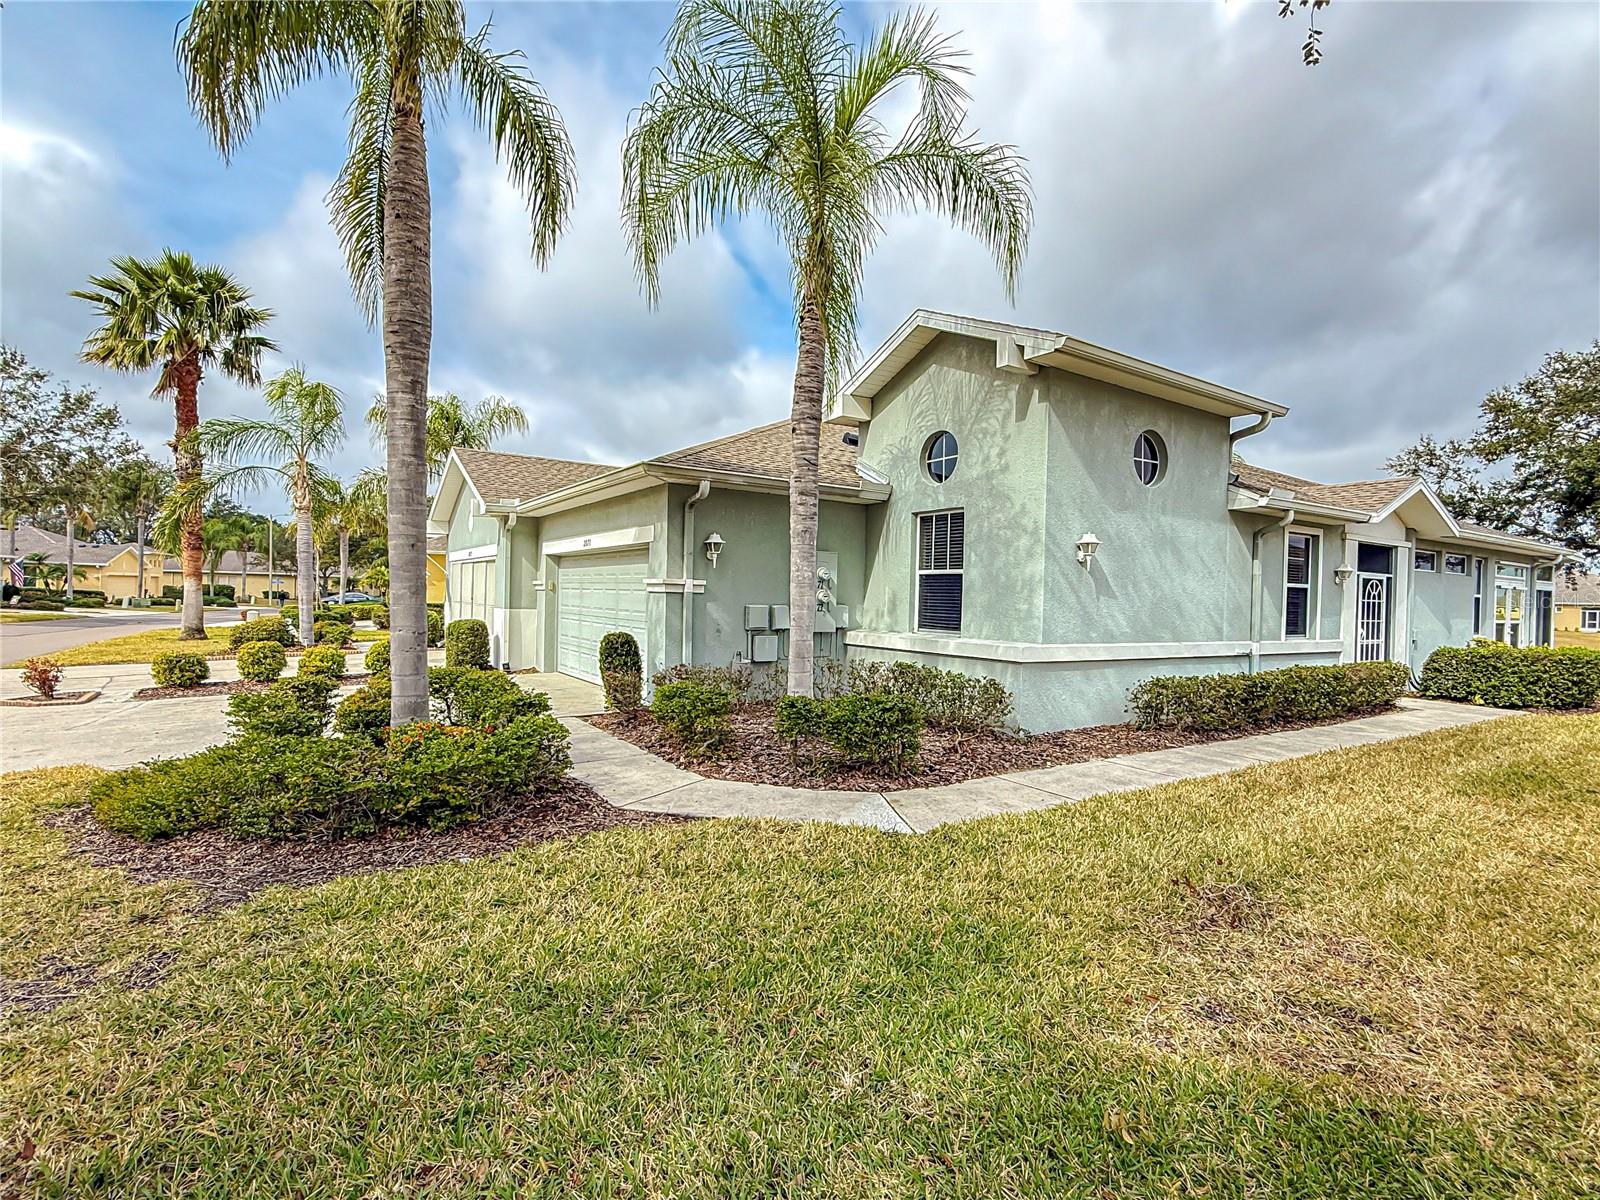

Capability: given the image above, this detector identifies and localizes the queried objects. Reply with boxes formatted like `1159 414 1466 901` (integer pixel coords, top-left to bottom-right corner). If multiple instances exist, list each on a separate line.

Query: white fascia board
1029 338 1289 420
1226 487 1369 522
427 450 484 525
1440 529 1574 559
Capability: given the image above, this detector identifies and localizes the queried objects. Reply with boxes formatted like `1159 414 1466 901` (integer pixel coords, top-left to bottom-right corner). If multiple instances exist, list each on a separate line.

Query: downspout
1229 412 1273 450
681 480 711 667
1249 507 1295 673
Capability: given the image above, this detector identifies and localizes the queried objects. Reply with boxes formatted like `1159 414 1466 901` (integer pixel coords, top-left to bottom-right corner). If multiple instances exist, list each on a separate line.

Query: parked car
323 590 376 604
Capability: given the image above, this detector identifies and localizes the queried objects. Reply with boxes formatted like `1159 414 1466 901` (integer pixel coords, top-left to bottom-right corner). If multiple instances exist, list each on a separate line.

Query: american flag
6 559 22 588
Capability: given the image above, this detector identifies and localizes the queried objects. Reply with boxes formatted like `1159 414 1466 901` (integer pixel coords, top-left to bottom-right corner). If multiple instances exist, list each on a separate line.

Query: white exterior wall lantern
1075 532 1101 568
1333 565 1354 586
703 531 725 568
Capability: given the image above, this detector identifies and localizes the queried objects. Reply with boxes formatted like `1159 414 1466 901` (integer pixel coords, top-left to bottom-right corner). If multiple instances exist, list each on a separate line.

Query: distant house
429 310 1574 731
1555 573 1600 635
2 525 301 601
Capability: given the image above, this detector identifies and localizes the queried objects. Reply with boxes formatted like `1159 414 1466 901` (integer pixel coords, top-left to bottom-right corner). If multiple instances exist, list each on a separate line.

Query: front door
1494 583 1525 647
1357 573 1389 662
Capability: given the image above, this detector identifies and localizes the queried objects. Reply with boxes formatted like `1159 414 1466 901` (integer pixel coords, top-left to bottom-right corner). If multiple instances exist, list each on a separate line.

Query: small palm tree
98 458 172 598
72 250 274 636
366 392 529 483
162 367 346 643
324 470 388 599
622 0 1031 695
180 1 577 720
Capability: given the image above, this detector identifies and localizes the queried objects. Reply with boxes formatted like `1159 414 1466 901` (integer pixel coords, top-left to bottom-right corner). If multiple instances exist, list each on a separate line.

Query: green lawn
1557 628 1600 650
3 716 1597 1197
0 611 70 623
9 625 240 667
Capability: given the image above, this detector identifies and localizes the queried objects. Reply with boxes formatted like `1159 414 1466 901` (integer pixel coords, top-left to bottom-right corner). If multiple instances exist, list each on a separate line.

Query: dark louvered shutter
917 511 963 631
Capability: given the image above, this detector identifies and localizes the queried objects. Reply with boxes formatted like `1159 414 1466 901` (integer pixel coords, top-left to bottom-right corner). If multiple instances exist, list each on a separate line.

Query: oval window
1133 430 1166 486
924 431 958 483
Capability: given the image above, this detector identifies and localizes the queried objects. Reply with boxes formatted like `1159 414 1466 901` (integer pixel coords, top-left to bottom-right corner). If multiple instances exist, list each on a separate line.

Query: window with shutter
1284 531 1317 638
917 511 964 632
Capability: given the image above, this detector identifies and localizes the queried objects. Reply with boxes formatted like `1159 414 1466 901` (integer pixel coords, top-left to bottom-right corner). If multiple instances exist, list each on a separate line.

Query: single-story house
429 309 1572 731
1555 573 1600 635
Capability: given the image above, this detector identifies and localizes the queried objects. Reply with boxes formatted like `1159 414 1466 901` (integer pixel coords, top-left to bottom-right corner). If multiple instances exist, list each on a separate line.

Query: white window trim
1582 608 1600 632
1472 557 1487 635
915 509 963 634
924 432 958 483
1414 549 1438 573
1443 552 1468 576
1281 526 1321 639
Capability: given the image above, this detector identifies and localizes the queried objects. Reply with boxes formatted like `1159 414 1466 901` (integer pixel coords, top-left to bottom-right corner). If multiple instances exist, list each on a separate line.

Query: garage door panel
556 550 647 684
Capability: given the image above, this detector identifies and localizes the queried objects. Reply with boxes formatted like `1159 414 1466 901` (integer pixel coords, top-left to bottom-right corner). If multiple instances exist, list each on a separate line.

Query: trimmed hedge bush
235 640 287 682
363 639 390 675
599 631 643 713
651 679 732 757
371 605 390 629
1420 642 1600 710
427 666 550 726
228 616 295 651
445 619 491 669
333 683 391 741
1128 662 1409 733
150 650 210 689
313 619 354 647
824 692 923 772
90 711 570 840
298 645 347 679
427 609 444 646
227 675 337 739
847 660 1014 733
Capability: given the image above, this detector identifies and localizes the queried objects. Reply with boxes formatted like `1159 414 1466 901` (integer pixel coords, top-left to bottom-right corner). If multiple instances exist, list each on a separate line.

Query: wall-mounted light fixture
704 531 725 569
1333 565 1354 586
1075 532 1101 568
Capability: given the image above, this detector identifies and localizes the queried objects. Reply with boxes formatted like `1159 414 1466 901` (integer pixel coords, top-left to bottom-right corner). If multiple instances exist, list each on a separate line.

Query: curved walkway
564 699 1522 833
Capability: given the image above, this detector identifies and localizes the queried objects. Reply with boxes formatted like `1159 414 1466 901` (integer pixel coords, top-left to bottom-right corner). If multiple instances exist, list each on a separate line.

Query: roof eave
1226 486 1370 522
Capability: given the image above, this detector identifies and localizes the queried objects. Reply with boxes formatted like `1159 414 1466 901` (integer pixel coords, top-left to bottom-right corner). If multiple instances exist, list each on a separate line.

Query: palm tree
201 510 257 596
72 250 275 637
98 458 172 599
324 470 388 599
180 3 577 720
623 0 1031 694
365 391 529 483
162 367 345 644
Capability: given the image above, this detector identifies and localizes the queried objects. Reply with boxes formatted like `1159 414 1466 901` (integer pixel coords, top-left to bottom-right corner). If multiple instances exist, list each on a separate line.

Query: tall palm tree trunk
239 545 249 603
339 529 350 600
65 511 77 602
785 291 826 697
173 356 207 639
295 501 316 646
135 512 147 600
383 91 434 723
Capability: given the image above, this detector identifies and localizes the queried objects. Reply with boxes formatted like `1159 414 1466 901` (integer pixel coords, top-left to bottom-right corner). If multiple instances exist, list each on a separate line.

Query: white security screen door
1357 574 1389 662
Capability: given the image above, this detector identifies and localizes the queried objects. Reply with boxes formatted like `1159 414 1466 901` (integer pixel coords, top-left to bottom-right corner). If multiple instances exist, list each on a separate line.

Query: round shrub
426 609 444 646
314 619 354 647
228 616 294 651
333 683 391 741
151 650 210 689
651 679 732 757
227 675 337 739
235 640 287 683
823 692 923 773
445 619 491 669
599 632 643 712
364 638 391 675
371 605 390 629
298 645 347 679
775 694 827 743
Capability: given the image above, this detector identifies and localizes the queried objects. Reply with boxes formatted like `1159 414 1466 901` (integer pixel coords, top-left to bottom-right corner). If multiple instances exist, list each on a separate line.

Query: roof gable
649 421 863 490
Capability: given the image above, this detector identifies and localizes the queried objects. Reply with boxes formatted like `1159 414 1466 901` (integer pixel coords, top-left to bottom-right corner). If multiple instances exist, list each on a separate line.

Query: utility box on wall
750 634 780 663
770 605 790 630
743 604 770 631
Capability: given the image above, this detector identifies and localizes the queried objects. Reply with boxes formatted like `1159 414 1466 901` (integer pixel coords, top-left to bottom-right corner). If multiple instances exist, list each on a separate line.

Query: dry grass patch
1 715 1597 1197
8 625 238 667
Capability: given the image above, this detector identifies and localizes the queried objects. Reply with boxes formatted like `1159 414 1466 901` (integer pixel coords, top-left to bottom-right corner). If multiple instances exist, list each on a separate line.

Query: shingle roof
650 420 863 490
1555 572 1600 606
454 448 617 505
3 526 135 565
1232 462 1417 513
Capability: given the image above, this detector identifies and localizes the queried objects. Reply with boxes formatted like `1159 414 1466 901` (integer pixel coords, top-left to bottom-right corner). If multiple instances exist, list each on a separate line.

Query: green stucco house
429 310 1569 731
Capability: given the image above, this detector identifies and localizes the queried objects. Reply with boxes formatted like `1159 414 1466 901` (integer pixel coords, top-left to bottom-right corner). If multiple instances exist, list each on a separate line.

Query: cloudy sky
3 1 1596 500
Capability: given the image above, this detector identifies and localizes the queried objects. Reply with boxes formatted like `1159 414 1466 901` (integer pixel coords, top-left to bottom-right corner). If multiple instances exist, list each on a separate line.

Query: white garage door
556 550 648 684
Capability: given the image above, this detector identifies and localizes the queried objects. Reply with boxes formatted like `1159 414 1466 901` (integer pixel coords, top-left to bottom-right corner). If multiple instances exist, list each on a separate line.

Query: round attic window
924 431 958 483
1133 430 1166 486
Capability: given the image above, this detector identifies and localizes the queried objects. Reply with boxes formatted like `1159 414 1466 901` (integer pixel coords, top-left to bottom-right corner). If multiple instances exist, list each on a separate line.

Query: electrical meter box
750 634 780 663
770 605 790 630
743 604 770 631
833 605 850 630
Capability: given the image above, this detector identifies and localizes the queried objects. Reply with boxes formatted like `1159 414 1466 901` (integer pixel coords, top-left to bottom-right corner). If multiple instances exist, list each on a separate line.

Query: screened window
916 511 964 632
1414 550 1437 573
924 432 958 483
1133 431 1165 486
1583 609 1600 632
1285 532 1318 638
1443 553 1468 575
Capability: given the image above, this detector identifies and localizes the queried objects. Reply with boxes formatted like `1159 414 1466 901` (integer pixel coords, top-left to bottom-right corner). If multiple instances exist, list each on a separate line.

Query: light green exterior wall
445 493 499 551
1254 520 1345 643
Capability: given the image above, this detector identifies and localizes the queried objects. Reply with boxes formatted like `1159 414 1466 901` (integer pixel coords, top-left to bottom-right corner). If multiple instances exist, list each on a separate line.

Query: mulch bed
0 690 101 707
44 781 690 910
589 703 1396 792
133 671 373 701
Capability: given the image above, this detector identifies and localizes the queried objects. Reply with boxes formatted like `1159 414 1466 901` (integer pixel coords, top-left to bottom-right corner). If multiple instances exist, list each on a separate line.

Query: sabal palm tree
72 250 274 636
365 391 529 483
623 0 1031 694
324 470 388 599
180 2 577 720
163 367 346 643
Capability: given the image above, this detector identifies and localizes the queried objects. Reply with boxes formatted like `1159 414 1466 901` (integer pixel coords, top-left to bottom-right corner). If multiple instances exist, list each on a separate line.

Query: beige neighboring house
2 525 301 601
1554 572 1600 635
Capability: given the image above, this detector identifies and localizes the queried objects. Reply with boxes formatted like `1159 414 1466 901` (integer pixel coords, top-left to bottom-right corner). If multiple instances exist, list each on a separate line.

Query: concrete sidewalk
565 698 1522 833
